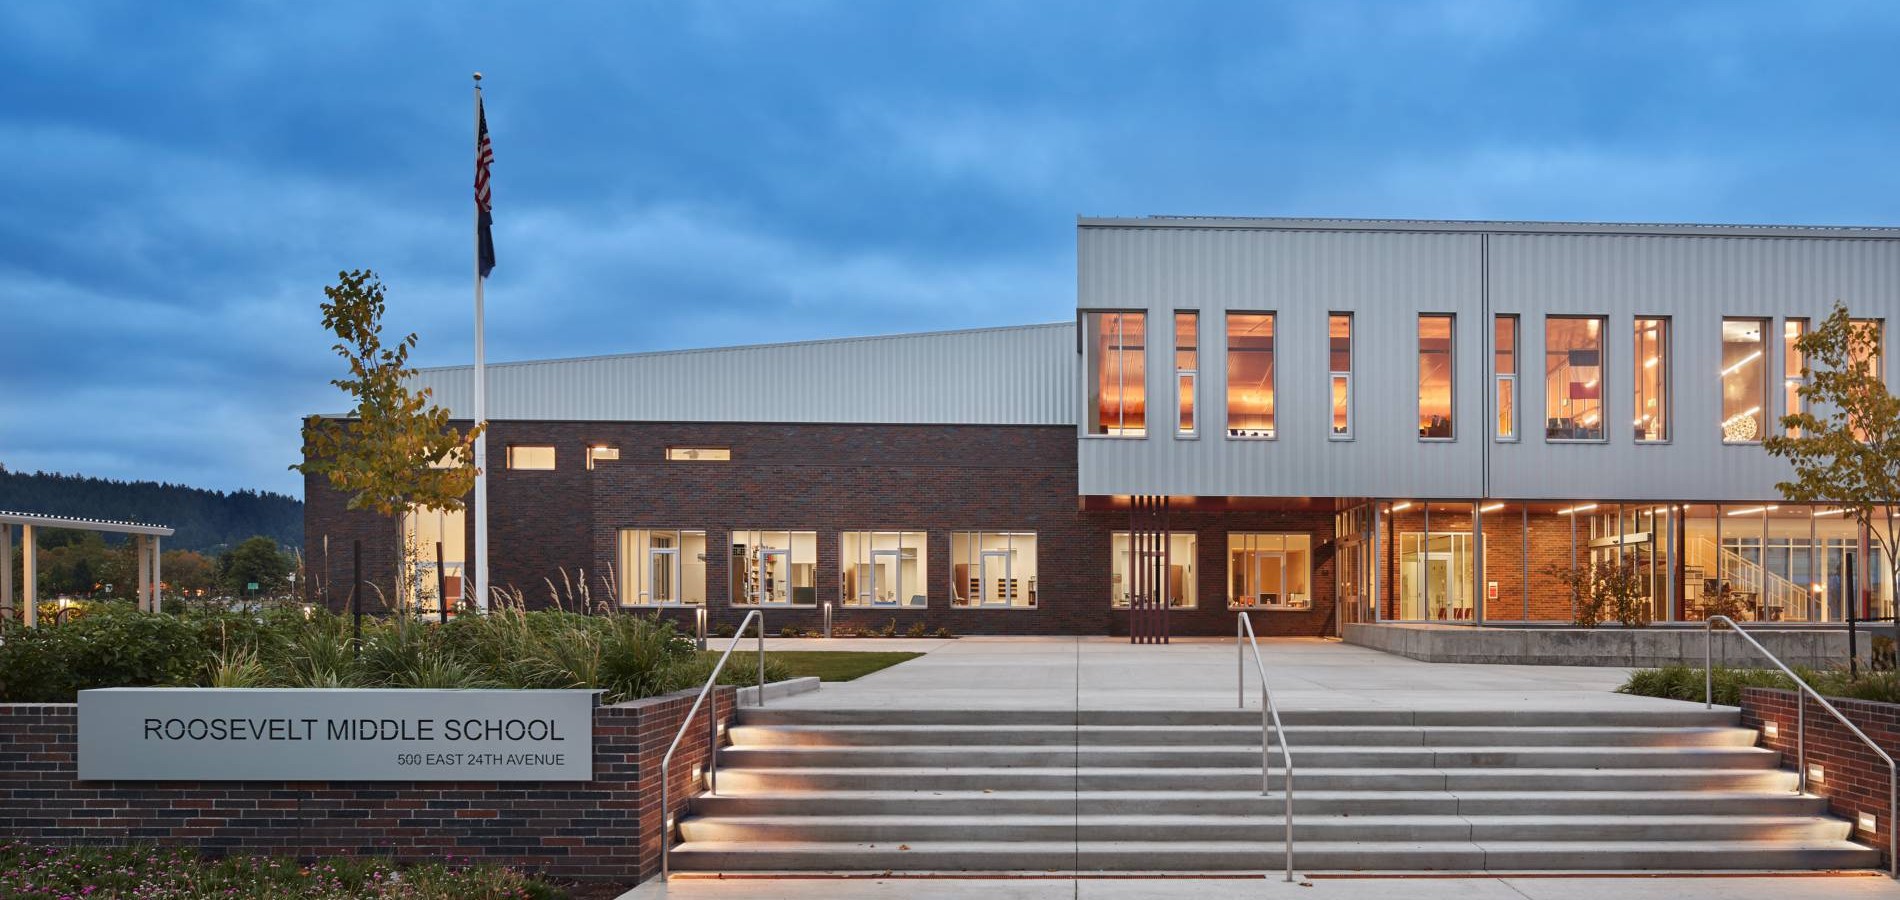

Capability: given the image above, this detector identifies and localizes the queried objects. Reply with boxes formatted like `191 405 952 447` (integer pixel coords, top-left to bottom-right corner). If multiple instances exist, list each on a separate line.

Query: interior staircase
669 705 1881 874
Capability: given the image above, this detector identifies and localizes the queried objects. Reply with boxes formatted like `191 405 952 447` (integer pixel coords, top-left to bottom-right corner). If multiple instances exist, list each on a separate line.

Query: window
841 531 927 607
1228 533 1312 610
1633 318 1670 442
1545 317 1604 441
1329 313 1353 439
618 529 707 606
1852 319 1885 382
1226 312 1276 438
1084 311 1146 437
402 506 466 613
1418 315 1454 439
666 447 730 461
506 445 555 469
729 530 817 606
1494 315 1517 441
1175 312 1198 437
1111 532 1197 608
1784 319 1807 438
950 532 1037 608
1721 318 1768 443
586 445 619 469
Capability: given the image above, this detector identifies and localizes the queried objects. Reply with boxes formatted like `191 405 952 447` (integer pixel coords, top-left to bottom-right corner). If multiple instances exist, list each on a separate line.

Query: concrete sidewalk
770 635 1664 713
622 873 1900 899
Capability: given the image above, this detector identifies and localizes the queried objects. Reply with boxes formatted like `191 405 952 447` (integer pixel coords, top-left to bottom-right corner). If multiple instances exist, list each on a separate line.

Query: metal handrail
1704 615 1897 878
1237 613 1295 882
660 609 765 881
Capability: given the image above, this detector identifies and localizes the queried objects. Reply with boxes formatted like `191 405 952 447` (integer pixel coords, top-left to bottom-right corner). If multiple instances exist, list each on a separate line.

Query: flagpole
471 71 490 614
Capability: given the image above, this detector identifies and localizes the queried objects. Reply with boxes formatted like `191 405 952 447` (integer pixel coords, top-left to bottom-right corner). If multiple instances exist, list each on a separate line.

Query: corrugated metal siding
408 324 1078 425
1077 225 1486 498
1487 233 1900 501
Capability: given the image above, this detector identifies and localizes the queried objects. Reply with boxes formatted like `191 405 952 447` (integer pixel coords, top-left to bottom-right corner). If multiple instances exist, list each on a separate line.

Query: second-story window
1494 315 1517 441
1418 314 1454 440
1175 312 1197 437
1634 317 1670 442
1721 318 1768 444
1226 312 1276 438
1329 313 1353 440
1084 311 1146 437
1545 316 1605 441
1783 318 1807 438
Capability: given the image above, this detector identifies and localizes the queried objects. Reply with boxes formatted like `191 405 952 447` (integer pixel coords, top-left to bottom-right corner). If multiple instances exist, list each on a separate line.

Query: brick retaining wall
0 687 736 884
1740 686 1898 861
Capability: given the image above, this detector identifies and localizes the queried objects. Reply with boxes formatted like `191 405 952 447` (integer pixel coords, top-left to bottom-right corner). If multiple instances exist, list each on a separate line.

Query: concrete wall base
1345 622 1877 669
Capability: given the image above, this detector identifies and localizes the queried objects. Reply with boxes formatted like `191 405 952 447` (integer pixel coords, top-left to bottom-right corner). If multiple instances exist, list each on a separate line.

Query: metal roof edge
1076 214 1900 240
411 321 1075 374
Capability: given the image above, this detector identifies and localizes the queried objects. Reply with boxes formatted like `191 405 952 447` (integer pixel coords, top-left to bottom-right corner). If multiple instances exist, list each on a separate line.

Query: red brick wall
303 421 1341 637
0 688 735 883
1740 686 1896 861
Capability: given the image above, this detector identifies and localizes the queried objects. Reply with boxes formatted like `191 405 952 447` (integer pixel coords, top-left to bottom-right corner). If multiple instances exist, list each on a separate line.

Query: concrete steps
671 706 1881 874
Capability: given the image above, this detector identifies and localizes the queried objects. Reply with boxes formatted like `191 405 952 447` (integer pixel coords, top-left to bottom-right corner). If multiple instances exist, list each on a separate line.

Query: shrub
906 621 929 638
780 625 804 638
879 619 899 638
0 603 205 701
935 626 956 639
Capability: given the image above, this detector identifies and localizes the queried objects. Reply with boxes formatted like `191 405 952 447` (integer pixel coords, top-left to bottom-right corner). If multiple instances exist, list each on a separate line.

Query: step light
1860 811 1878 835
1762 721 1778 740
691 763 703 785
1808 763 1825 785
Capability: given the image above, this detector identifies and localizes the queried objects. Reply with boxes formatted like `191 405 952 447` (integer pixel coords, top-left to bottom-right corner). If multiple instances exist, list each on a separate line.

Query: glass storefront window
950 532 1037 608
730 530 817 606
1399 531 1476 620
1228 533 1311 610
619 529 708 606
1418 315 1454 439
1084 311 1146 437
402 506 466 613
1545 316 1604 441
1721 318 1768 444
841 531 927 607
1111 532 1198 608
1226 312 1276 438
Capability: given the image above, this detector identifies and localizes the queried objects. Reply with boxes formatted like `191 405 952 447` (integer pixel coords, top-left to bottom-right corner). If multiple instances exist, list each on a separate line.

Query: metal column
0 525 11 618
1473 501 1485 626
21 524 36 628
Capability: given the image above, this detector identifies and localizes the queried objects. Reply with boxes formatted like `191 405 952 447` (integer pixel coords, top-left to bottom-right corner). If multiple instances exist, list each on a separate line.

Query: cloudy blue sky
4 0 1900 497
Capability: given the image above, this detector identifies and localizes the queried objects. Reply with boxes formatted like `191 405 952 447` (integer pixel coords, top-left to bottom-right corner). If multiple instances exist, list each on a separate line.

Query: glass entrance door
1399 532 1475 620
647 541 679 604
978 550 1012 606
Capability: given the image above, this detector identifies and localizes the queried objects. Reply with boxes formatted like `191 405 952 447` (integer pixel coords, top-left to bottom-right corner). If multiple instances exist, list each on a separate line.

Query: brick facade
0 687 735 883
304 421 1342 637
1740 686 1898 862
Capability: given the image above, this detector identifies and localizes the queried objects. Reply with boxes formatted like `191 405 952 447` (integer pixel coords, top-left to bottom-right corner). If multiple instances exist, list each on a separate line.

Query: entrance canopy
0 510 175 627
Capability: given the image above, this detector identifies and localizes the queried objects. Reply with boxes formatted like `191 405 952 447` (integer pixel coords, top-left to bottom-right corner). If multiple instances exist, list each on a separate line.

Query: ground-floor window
842 531 927 607
950 532 1037 608
730 530 817 606
1228 533 1312 610
1399 532 1479 621
618 529 707 606
1111 532 1197 608
401 506 465 613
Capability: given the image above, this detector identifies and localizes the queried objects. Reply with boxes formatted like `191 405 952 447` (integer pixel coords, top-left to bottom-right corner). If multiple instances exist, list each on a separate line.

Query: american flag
476 95 496 278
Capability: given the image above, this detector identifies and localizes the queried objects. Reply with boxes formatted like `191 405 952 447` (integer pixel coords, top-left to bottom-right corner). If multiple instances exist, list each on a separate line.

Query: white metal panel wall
1076 225 1486 498
406 324 1079 425
1488 233 1900 501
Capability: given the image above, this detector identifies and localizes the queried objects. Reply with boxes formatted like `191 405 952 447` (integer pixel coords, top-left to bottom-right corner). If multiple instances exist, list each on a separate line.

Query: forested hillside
0 468 301 553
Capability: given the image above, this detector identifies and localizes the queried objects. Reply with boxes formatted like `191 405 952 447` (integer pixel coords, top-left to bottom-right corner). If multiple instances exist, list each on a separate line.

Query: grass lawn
715 650 923 682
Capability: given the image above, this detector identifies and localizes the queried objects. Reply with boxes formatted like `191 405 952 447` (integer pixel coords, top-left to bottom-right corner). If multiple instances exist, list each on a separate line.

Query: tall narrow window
1083 311 1146 437
1418 315 1454 440
1783 319 1808 438
1721 318 1768 444
1226 312 1276 438
1634 317 1670 442
1175 312 1197 437
1329 313 1353 439
1545 317 1605 441
1852 319 1885 382
1494 315 1517 441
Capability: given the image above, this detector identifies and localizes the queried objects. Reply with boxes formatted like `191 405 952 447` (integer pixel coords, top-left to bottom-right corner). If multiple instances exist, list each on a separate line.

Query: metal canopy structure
0 510 175 628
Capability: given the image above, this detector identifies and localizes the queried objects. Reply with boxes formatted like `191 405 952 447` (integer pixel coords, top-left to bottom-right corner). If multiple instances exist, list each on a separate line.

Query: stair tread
701 789 1809 799
674 838 1874 851
688 813 1843 824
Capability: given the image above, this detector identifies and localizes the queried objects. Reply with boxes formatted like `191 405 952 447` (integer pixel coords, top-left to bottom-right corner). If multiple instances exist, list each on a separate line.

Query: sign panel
79 688 595 782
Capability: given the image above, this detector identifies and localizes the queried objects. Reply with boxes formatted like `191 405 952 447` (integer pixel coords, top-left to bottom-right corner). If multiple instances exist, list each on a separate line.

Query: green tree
291 270 483 610
1765 302 1899 620
219 536 292 597
161 549 218 597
